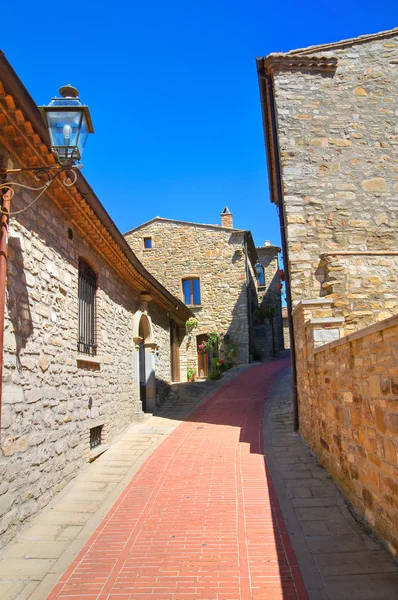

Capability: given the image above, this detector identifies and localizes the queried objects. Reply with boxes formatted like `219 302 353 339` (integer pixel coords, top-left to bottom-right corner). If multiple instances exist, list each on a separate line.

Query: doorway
197 334 209 378
139 321 146 411
170 320 180 382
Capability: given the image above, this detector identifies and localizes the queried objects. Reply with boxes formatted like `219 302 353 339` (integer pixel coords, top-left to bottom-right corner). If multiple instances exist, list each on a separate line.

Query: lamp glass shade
40 87 93 165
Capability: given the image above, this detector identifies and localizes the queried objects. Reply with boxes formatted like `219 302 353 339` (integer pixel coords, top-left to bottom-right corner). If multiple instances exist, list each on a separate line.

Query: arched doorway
139 320 147 411
133 311 157 415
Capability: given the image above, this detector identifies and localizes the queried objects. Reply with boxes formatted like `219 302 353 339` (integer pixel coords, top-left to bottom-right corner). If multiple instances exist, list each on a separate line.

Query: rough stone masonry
260 29 398 332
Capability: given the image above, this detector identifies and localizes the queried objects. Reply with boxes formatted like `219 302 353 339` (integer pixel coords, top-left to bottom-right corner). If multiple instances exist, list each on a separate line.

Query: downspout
0 174 11 434
244 237 252 363
258 70 299 431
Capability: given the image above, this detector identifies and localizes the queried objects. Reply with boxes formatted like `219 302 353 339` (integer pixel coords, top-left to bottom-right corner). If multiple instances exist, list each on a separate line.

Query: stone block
3 386 24 405
374 405 386 434
361 178 387 193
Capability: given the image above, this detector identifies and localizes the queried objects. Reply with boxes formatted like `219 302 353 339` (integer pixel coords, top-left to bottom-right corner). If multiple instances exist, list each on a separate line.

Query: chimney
220 206 233 228
264 240 270 247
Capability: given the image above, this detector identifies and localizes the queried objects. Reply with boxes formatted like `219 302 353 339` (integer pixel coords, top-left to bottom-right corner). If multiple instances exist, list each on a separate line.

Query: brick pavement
47 355 307 600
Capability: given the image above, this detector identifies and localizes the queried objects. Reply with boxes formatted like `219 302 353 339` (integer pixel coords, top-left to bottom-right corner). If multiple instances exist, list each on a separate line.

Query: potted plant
187 367 196 382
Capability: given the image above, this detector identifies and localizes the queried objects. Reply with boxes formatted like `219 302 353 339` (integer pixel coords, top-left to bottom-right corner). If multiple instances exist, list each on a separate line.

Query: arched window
182 278 201 305
77 259 97 355
255 263 265 287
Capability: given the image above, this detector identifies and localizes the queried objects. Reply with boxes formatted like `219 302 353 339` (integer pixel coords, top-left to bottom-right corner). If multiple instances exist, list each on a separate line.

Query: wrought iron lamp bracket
0 165 79 216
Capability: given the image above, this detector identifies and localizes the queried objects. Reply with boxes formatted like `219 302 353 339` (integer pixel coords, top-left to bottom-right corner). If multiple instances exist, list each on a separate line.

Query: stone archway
133 310 157 416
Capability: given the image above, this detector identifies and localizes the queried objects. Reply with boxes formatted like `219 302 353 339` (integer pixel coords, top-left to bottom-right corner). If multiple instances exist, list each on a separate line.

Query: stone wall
282 308 290 349
0 187 172 547
272 33 398 332
293 299 398 557
125 219 255 369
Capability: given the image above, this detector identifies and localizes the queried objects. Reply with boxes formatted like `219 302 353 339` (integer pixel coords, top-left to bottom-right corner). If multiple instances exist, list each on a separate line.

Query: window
144 237 152 249
78 259 97 355
90 425 103 449
255 266 265 287
183 278 201 305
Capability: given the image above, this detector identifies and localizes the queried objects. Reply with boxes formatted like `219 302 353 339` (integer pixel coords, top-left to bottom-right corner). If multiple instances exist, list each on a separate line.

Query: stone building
125 209 282 374
257 28 398 556
254 241 284 358
0 53 192 547
257 27 398 332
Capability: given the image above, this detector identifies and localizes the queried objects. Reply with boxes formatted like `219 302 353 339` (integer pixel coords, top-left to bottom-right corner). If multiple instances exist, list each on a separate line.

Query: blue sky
2 1 397 248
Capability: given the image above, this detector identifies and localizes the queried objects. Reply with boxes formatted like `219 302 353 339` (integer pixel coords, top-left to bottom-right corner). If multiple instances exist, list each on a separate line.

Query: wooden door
197 334 209 378
170 320 180 382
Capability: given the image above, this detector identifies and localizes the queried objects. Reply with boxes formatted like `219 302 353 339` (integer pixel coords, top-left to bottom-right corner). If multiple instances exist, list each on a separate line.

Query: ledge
76 354 103 367
89 444 109 462
292 298 333 314
314 314 398 355
305 317 345 328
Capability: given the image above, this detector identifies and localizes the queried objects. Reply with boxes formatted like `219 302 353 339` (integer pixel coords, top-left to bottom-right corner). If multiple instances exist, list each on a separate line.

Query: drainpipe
0 177 11 434
244 238 252 363
258 71 299 431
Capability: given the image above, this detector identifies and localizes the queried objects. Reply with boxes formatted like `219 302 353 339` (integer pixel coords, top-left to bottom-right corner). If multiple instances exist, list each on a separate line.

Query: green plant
209 369 221 380
185 318 199 332
203 331 220 354
223 334 239 361
212 357 228 373
187 367 196 382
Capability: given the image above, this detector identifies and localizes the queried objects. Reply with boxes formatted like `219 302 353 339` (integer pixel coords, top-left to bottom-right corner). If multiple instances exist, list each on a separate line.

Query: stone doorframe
132 294 158 416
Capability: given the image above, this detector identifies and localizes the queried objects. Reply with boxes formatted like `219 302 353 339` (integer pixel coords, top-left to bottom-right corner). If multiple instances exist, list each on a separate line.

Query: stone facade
258 29 398 332
125 211 260 373
254 242 284 358
0 183 186 549
0 60 191 548
293 300 398 557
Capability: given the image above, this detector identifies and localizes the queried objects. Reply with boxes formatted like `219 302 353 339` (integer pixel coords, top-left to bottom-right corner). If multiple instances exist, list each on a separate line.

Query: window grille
90 425 102 449
77 259 97 355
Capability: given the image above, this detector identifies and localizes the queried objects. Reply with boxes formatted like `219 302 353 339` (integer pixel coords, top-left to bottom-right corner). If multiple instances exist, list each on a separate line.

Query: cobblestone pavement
45 354 308 600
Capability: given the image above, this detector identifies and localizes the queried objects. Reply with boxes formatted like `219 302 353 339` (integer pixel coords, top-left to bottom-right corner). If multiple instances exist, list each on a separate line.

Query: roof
257 26 398 66
256 244 281 254
256 27 398 77
124 216 259 266
0 51 192 324
124 215 249 235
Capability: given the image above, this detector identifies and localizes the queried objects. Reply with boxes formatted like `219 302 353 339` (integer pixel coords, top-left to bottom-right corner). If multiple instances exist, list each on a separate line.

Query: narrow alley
1 357 397 600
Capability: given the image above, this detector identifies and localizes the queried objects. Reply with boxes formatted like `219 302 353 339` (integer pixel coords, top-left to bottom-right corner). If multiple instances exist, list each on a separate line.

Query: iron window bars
90 425 102 449
77 259 97 355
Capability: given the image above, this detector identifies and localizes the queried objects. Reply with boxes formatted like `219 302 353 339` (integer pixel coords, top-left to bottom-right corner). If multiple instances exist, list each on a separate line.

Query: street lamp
0 84 94 210
39 84 94 166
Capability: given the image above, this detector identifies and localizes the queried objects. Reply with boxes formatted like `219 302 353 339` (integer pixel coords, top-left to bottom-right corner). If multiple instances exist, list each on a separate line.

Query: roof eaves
257 27 398 63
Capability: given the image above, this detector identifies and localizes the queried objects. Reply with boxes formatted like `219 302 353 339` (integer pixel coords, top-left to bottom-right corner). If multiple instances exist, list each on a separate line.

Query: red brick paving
47 356 307 600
